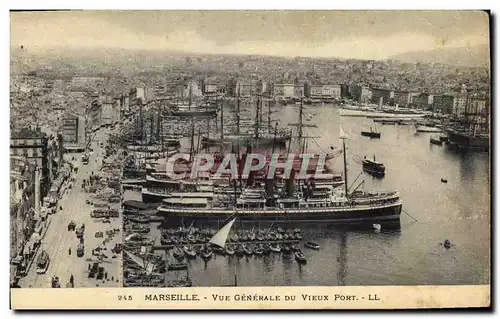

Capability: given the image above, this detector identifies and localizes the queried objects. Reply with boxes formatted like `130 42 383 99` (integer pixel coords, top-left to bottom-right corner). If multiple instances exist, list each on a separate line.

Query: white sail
209 218 236 248
124 250 146 269
124 250 155 274
339 126 349 139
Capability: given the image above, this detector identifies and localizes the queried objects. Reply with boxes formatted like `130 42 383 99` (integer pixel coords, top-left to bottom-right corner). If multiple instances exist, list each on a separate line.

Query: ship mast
267 98 272 134
219 95 224 153
254 90 260 145
236 88 241 136
188 82 192 110
340 127 349 198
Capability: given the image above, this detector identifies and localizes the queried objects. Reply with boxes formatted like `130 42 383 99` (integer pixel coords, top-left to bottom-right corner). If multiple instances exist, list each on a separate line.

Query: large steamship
155 97 402 224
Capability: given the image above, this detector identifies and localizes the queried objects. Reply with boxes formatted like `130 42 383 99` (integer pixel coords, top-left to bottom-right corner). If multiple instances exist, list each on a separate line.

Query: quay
18 127 122 288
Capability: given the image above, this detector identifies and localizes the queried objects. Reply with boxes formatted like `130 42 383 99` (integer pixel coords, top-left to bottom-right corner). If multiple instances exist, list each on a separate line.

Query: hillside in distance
389 44 490 68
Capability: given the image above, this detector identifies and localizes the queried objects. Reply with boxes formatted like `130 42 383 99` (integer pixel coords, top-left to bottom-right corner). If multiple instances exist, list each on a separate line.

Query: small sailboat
235 244 245 256
430 136 443 145
269 243 281 253
207 218 237 259
256 232 265 241
183 245 197 258
187 234 197 243
168 262 188 271
172 246 185 260
225 245 235 256
253 245 264 256
294 250 307 264
444 239 452 249
262 243 271 255
361 126 381 139
282 245 292 254
248 229 256 241
243 244 253 256
304 241 320 250
200 246 213 261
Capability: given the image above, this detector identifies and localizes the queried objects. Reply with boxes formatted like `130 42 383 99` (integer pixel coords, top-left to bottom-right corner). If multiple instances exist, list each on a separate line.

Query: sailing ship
168 84 218 118
202 92 291 147
445 89 489 152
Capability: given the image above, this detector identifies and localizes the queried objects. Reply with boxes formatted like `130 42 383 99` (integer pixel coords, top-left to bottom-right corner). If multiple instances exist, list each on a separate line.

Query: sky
10 10 490 60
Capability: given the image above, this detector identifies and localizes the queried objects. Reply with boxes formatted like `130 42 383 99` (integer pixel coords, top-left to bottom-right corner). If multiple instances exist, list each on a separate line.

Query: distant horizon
10 42 490 67
10 11 490 61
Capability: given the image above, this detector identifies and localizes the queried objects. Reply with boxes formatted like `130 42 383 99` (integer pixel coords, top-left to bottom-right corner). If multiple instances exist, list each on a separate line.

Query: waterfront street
19 128 122 288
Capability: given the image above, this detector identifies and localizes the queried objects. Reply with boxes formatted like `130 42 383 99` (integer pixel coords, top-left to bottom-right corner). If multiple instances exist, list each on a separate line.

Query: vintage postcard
9 10 491 310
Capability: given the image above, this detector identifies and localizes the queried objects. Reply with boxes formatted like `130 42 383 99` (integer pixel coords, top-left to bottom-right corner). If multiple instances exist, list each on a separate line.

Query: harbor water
127 102 490 286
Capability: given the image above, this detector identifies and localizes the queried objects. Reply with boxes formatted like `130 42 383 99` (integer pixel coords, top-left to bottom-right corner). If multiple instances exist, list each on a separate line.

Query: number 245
118 295 132 301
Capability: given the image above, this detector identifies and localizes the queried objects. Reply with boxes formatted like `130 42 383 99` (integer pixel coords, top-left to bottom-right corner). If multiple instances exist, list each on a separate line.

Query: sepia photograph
9 9 491 309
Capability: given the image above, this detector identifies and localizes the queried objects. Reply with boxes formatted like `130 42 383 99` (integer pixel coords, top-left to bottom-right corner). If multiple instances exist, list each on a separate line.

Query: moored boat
225 245 235 255
172 246 185 260
361 127 381 138
269 243 281 253
430 136 443 145
304 241 320 250
294 250 307 264
362 156 386 177
168 262 188 271
183 245 197 258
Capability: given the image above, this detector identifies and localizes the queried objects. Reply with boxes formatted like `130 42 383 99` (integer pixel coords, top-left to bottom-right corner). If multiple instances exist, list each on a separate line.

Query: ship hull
157 202 402 224
201 135 290 147
142 189 171 203
446 130 489 152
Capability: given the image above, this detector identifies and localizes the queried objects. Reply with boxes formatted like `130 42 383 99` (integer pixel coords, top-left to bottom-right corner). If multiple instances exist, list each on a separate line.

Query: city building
308 85 323 99
393 90 411 106
89 100 102 131
294 84 305 98
469 98 487 116
203 83 219 97
10 159 37 261
129 87 146 110
433 94 455 114
273 83 296 98
411 93 434 110
371 88 393 106
10 128 51 200
182 80 204 99
101 98 115 127
453 93 468 117
234 80 255 97
61 114 86 152
321 84 341 100
350 85 372 103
